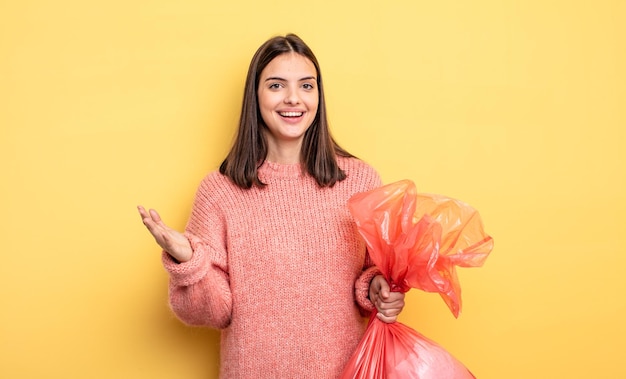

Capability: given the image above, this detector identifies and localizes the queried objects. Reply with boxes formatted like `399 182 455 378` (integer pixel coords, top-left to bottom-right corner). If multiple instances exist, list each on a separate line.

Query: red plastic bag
341 180 493 378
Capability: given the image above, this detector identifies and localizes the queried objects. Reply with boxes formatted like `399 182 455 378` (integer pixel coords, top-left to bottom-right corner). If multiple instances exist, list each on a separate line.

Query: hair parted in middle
219 33 354 189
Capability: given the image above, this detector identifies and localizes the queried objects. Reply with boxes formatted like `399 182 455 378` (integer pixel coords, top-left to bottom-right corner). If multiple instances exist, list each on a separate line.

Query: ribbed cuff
355 265 383 314
161 234 209 287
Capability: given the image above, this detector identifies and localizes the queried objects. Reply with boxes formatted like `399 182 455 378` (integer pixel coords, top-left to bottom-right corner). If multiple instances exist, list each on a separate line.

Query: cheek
260 92 284 111
259 108 275 127
307 94 320 112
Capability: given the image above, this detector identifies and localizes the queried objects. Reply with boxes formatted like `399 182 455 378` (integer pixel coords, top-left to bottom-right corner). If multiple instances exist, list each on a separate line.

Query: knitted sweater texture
162 156 382 379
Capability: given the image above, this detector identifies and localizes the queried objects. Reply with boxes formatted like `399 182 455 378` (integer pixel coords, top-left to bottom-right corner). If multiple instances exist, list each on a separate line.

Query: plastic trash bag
341 180 493 379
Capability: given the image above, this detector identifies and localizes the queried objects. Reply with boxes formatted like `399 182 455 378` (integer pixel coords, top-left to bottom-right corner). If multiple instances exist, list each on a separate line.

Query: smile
279 111 303 117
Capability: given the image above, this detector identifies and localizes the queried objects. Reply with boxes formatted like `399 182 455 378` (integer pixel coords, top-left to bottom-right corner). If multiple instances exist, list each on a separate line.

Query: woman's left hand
369 275 406 323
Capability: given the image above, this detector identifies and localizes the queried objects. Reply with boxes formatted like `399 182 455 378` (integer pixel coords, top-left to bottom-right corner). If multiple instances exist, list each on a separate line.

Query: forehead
260 52 317 79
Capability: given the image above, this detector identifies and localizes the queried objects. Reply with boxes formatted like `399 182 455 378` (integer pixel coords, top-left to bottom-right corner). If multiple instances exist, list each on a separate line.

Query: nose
284 87 300 105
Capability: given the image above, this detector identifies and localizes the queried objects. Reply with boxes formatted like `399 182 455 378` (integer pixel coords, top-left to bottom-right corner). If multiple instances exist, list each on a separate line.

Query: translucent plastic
342 318 477 379
341 180 493 378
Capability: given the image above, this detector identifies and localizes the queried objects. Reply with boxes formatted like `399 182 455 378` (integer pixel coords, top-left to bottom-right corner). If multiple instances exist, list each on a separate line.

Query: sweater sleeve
162 175 232 329
354 264 382 316
351 159 384 316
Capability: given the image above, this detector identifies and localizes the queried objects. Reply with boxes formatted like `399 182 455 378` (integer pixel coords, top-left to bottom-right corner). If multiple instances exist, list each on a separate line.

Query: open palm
137 206 192 262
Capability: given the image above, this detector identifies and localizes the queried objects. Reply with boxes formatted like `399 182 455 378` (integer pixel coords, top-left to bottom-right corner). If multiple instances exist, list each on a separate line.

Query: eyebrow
264 76 317 82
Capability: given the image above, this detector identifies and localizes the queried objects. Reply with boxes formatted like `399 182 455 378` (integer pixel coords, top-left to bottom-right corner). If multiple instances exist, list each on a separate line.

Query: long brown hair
219 33 354 189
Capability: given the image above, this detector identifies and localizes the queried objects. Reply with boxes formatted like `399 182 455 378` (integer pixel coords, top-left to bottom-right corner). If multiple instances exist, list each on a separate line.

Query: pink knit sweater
162 156 382 378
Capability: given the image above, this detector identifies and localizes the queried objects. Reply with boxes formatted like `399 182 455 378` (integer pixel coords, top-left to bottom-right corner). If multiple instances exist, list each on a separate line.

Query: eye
268 83 282 89
302 83 315 90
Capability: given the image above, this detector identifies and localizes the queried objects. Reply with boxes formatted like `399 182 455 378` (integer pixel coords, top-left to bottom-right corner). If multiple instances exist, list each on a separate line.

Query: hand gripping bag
341 180 493 379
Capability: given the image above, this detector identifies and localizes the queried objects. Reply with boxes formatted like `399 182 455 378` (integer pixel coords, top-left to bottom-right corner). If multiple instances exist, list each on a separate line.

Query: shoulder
337 155 380 178
337 156 382 190
194 170 244 204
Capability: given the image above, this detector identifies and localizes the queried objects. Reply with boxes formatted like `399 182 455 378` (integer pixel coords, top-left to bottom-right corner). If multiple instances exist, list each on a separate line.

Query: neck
266 141 302 164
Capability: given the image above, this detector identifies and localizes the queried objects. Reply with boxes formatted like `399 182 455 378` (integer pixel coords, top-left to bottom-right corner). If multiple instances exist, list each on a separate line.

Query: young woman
138 34 404 379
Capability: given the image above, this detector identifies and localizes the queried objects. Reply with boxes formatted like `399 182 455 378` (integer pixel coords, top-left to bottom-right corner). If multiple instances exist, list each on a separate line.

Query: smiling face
257 52 319 161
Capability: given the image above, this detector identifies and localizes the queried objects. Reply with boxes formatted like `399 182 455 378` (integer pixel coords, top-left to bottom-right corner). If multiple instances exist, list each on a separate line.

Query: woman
138 33 404 378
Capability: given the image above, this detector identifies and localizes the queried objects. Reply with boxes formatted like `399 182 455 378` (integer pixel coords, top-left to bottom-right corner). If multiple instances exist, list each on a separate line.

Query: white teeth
279 111 303 117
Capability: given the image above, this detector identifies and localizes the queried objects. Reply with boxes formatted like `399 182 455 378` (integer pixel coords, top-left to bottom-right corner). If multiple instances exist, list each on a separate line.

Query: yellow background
1 0 624 378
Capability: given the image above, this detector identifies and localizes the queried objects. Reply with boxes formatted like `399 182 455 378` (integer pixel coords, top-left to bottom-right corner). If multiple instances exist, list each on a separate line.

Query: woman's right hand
137 205 193 262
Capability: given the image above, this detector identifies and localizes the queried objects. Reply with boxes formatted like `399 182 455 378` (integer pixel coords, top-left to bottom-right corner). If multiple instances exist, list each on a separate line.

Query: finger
143 222 171 251
385 291 405 303
138 206 158 228
137 205 149 218
379 306 402 317
149 208 164 224
376 298 405 311
141 217 161 236
376 312 398 324
139 210 166 235
378 278 391 299
376 299 403 317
